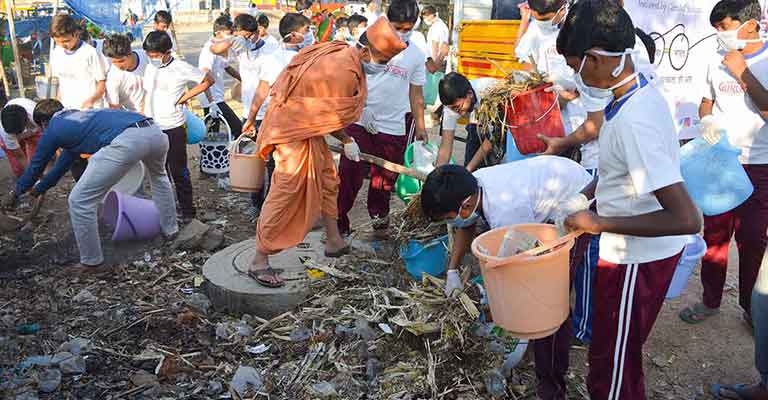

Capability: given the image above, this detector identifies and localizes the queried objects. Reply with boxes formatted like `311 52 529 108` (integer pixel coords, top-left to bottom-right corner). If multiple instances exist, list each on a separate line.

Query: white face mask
451 192 481 228
575 48 639 99
532 4 567 34
398 30 413 42
716 21 762 51
360 43 388 74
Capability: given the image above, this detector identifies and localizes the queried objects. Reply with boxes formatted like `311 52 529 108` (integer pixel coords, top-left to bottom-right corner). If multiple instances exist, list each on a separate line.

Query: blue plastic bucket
680 134 753 216
503 129 535 163
400 235 449 279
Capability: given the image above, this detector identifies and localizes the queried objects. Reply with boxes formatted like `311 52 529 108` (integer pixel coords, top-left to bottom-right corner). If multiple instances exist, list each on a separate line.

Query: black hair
296 0 313 11
366 0 378 5
279 13 311 39
155 10 172 25
439 72 472 105
528 0 566 14
710 0 762 26
387 0 420 23
33 99 63 127
234 14 259 33
102 33 133 58
556 0 635 57
420 165 478 221
49 14 79 38
142 30 173 53
78 27 91 43
348 14 368 29
421 5 437 16
635 27 655 64
336 16 349 29
213 15 233 33
257 14 270 29
1 104 28 135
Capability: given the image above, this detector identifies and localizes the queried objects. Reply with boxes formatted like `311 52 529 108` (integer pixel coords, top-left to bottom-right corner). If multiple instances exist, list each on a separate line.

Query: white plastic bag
412 141 438 175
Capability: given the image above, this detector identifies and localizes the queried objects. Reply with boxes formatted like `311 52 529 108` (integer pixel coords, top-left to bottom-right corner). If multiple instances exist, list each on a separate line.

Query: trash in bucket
666 234 707 299
471 224 574 339
400 235 449 279
102 191 162 241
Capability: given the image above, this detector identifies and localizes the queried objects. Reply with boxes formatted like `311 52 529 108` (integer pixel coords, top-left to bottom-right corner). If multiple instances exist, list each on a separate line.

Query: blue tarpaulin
65 0 125 32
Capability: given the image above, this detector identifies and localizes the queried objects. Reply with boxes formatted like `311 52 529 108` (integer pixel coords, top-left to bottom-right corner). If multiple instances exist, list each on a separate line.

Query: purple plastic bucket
102 191 161 241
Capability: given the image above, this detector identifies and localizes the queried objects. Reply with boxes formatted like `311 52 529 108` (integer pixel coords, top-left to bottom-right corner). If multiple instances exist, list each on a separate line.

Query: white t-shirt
0 98 37 150
364 11 381 25
443 78 499 131
143 58 206 130
357 42 426 135
198 38 229 106
703 44 768 164
254 48 297 120
262 35 280 54
426 18 449 61
474 156 592 228
596 78 687 264
106 50 149 112
93 39 111 69
51 41 107 110
229 36 279 114
409 31 429 62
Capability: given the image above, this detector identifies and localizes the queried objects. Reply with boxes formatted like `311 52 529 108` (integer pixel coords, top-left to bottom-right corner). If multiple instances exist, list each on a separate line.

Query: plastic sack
680 131 753 216
424 72 445 106
666 234 707 299
411 141 438 175
184 109 206 145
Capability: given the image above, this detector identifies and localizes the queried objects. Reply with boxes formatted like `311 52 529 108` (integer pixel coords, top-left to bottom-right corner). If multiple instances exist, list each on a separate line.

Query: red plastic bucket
503 83 565 155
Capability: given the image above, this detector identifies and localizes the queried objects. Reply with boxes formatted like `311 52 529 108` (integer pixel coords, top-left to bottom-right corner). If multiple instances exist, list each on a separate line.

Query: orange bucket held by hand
228 135 266 193
471 224 580 339
504 83 565 155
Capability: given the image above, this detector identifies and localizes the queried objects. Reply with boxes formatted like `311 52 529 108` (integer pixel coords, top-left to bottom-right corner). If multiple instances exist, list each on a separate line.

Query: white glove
209 103 222 119
344 139 361 162
554 193 591 234
700 115 722 145
445 269 463 297
360 108 378 135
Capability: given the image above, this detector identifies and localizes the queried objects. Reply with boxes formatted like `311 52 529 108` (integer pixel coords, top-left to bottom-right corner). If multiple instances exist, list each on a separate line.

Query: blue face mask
298 31 315 49
451 191 481 228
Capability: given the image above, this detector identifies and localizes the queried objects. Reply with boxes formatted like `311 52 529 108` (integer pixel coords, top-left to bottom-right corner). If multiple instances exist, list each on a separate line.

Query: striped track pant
587 251 681 400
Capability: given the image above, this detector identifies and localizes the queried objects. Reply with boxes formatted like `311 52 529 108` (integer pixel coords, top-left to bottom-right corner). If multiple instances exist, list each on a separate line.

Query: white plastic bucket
666 234 707 299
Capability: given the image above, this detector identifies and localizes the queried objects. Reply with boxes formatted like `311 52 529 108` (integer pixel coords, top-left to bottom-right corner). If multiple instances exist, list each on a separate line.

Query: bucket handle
504 89 560 129
230 134 256 157
121 211 139 239
485 230 584 268
203 112 234 142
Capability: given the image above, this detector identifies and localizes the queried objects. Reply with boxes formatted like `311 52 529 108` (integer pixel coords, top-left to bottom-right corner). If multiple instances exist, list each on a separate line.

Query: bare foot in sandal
679 302 719 324
248 252 285 288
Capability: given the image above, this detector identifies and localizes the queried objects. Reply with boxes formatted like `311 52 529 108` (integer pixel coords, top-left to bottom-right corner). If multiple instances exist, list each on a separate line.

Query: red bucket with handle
504 83 565 155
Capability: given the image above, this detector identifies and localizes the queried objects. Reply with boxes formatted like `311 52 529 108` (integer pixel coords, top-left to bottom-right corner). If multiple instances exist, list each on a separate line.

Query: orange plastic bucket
504 83 565 155
471 224 576 339
229 135 266 193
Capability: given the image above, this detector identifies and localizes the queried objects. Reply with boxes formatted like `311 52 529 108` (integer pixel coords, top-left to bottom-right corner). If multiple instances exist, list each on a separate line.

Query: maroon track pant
337 124 408 235
587 251 681 400
701 164 768 314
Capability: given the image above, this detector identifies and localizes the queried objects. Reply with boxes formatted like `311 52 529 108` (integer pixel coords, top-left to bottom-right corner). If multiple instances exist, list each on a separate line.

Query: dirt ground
0 22 757 399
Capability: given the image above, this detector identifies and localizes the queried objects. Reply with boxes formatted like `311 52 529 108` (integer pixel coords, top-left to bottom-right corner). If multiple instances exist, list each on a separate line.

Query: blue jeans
754 249 768 385
573 168 599 343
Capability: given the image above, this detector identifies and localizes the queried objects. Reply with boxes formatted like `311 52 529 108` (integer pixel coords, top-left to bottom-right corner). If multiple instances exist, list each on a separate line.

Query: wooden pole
327 143 428 181
46 0 59 98
5 0 25 97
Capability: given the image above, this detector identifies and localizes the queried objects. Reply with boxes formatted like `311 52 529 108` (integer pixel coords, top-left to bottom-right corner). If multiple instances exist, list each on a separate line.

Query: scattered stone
72 289 97 303
15 391 38 400
309 381 338 398
289 328 312 342
173 219 211 250
38 369 62 393
207 380 224 396
57 338 92 355
355 318 377 341
58 354 86 375
230 366 263 397
130 371 159 387
200 228 224 251
234 320 252 337
184 293 211 315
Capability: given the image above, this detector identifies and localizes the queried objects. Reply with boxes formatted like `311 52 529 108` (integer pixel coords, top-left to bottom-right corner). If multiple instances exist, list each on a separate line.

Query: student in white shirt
336 0 427 236
198 17 243 139
0 98 40 178
364 0 381 25
153 10 179 56
680 0 768 331
560 2 701 399
421 6 449 73
143 31 215 221
103 34 148 112
241 13 309 215
79 28 111 71
209 14 283 123
256 13 281 54
49 15 107 110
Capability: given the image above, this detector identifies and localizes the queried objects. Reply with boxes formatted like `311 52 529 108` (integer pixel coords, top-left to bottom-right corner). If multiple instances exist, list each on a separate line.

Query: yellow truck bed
457 20 525 80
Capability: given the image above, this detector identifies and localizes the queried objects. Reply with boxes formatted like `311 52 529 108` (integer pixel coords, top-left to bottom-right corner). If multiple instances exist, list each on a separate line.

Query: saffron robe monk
250 17 407 287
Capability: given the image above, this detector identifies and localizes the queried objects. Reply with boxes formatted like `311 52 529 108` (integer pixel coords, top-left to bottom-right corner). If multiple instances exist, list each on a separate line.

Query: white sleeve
410 54 427 86
702 63 715 101
89 49 107 81
258 56 282 86
0 129 20 150
437 25 449 44
179 60 206 84
443 108 460 131
105 70 121 105
621 112 683 195
515 29 537 62
198 48 215 71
